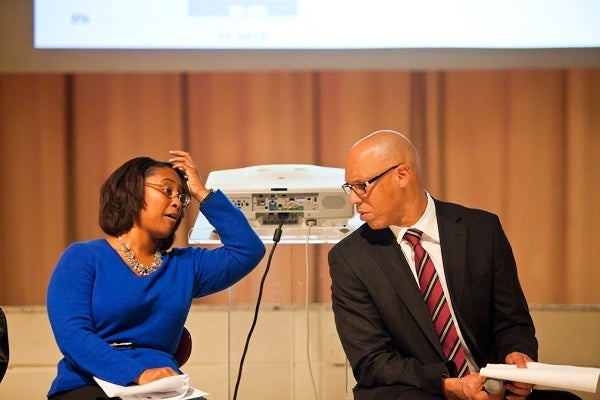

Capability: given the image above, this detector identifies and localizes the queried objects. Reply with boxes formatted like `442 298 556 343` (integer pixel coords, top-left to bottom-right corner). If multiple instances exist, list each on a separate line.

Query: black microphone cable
232 213 287 400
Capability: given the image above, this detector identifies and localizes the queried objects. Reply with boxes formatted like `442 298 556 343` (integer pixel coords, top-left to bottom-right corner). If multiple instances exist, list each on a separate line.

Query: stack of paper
479 362 600 394
94 374 208 400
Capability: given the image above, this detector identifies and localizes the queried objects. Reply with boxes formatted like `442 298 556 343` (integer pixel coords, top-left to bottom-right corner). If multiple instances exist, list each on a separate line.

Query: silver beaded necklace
118 236 163 276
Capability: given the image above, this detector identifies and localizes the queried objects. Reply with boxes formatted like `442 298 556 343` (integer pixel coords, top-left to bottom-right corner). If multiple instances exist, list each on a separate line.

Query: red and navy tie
404 228 469 377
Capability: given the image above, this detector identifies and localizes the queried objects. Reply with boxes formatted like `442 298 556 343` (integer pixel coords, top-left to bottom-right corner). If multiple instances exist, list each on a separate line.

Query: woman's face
137 167 186 239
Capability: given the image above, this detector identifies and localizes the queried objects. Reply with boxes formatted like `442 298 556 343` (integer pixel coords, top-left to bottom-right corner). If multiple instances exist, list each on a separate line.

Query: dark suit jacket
329 199 538 399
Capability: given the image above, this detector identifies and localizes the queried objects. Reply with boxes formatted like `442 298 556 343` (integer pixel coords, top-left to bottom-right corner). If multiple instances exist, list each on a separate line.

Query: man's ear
396 164 411 187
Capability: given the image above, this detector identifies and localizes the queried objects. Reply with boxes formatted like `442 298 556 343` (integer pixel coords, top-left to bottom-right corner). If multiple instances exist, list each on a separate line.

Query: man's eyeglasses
145 182 191 207
341 165 399 196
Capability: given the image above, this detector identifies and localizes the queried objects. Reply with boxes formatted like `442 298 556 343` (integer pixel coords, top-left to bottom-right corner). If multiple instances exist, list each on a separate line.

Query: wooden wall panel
185 72 317 304
441 71 579 303
71 74 185 243
0 69 598 305
564 70 600 303
419 72 448 197
0 75 68 304
442 71 509 213
315 71 415 305
502 71 567 303
314 71 416 304
318 71 414 168
186 72 316 170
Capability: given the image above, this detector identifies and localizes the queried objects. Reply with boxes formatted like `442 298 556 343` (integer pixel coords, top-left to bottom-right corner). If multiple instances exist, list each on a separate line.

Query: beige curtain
0 69 598 305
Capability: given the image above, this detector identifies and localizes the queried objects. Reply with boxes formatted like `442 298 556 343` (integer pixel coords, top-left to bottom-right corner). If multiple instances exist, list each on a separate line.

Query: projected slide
34 0 600 49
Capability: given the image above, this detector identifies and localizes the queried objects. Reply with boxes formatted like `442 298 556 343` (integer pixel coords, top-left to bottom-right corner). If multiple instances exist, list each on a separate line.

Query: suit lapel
365 228 445 359
436 205 468 309
435 202 482 356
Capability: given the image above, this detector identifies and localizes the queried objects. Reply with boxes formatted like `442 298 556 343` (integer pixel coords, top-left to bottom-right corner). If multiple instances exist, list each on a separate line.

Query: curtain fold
0 70 598 305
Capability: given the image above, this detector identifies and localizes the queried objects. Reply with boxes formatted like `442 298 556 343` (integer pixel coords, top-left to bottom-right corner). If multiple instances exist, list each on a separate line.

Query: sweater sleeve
191 189 266 297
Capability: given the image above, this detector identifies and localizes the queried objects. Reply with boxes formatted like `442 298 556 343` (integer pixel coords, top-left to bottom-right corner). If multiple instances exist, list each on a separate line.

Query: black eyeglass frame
145 182 191 207
341 164 399 196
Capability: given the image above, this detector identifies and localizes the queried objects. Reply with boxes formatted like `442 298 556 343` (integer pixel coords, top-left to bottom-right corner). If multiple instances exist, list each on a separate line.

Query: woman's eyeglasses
145 182 191 207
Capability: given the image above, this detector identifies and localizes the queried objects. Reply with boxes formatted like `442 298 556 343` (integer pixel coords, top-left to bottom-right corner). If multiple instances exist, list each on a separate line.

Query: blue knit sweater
47 190 265 396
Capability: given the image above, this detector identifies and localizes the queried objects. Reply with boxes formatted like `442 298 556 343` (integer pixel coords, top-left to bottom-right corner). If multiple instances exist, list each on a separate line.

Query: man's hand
444 373 505 400
504 352 535 399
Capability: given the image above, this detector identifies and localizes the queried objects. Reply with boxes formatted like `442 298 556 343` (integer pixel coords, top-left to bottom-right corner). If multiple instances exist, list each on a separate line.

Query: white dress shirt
390 192 477 373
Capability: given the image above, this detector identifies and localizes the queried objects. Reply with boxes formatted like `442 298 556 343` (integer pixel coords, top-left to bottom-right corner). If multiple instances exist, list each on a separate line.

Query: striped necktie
403 228 469 377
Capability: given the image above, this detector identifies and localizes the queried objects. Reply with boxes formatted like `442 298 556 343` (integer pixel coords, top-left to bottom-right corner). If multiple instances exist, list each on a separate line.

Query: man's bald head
346 129 422 184
343 130 426 228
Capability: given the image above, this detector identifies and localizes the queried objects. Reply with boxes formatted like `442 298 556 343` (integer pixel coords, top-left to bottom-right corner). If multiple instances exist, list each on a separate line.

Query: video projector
188 164 358 244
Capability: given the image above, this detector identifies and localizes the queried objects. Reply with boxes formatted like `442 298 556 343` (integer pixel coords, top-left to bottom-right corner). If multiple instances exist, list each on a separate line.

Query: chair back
174 327 192 367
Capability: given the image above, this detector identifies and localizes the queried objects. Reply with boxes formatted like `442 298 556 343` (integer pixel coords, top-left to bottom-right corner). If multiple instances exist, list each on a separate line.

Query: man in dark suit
329 130 580 400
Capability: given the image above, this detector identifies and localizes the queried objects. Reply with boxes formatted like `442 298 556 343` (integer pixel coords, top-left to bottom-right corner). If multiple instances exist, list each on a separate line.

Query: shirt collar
391 192 439 244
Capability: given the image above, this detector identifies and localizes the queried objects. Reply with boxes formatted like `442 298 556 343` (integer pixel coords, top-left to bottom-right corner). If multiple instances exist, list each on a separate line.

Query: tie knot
403 228 423 247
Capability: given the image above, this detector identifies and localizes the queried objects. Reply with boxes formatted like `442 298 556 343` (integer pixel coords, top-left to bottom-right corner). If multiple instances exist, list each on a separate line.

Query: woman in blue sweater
47 150 266 399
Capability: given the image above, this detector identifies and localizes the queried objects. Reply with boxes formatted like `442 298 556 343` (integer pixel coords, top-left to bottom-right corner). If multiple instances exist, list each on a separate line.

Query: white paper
479 362 600 393
94 374 209 400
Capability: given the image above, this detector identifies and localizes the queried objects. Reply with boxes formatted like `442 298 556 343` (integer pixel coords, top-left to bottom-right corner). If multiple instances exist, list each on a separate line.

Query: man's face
344 162 403 230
